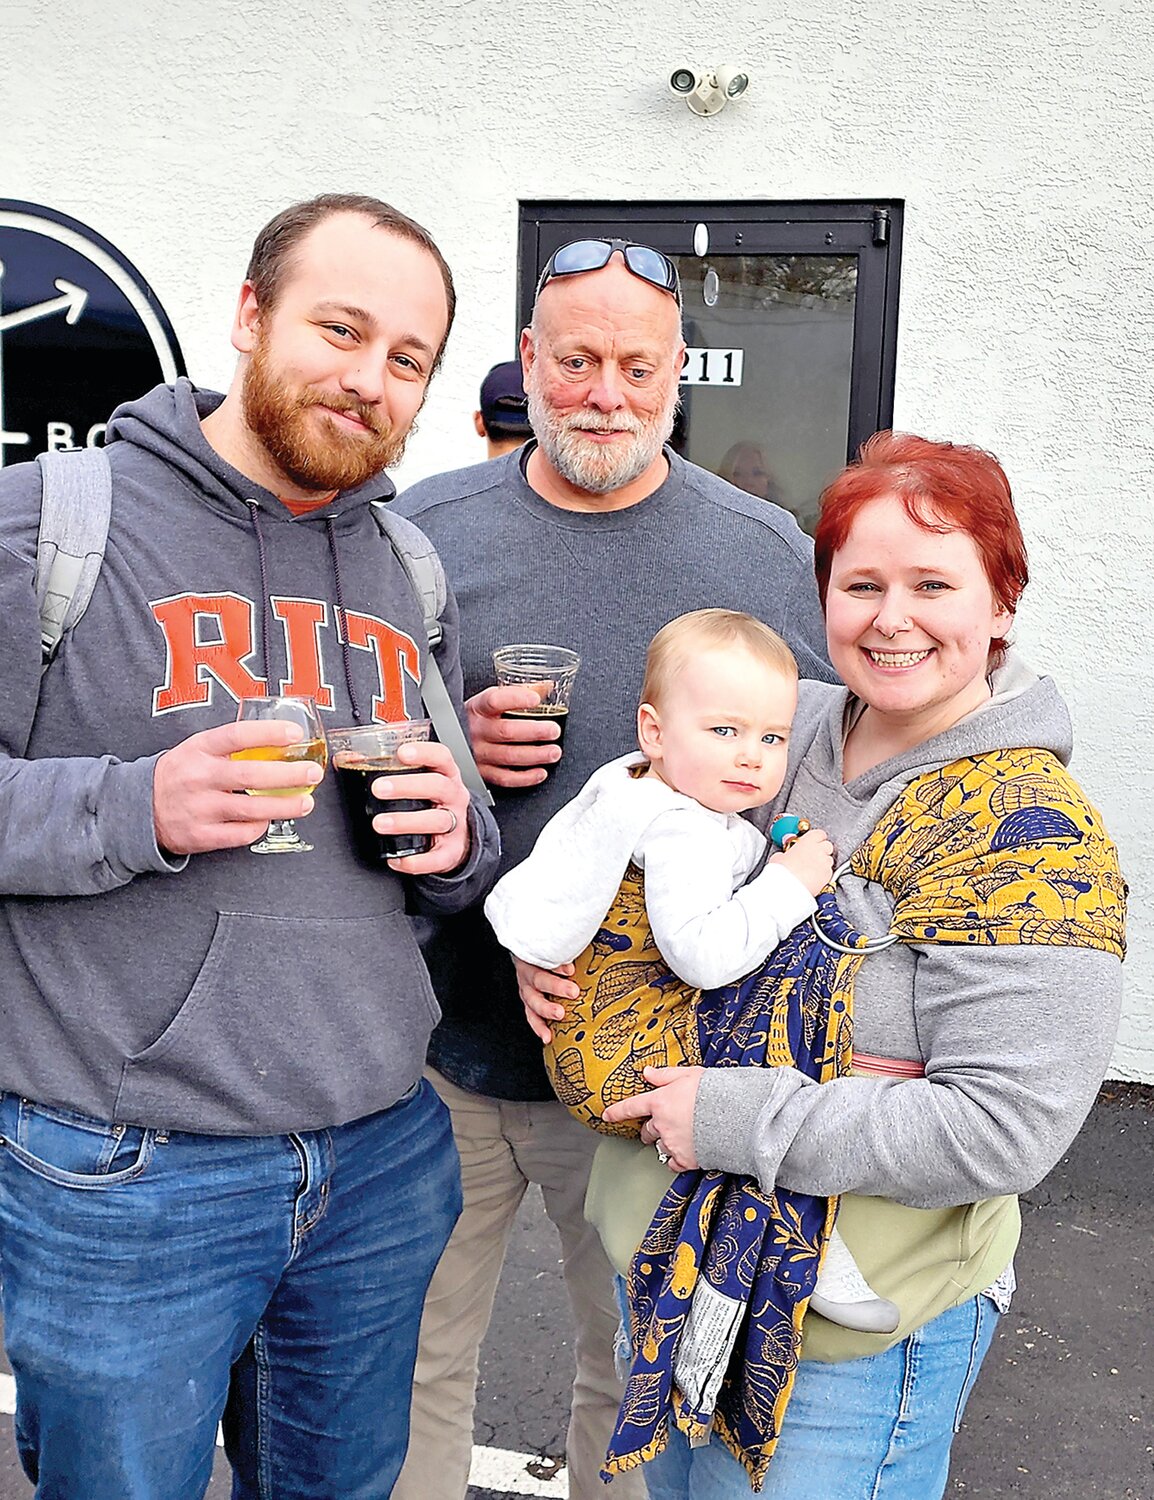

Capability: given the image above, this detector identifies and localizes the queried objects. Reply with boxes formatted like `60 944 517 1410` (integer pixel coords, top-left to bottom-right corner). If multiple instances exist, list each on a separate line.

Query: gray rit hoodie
0 380 500 1135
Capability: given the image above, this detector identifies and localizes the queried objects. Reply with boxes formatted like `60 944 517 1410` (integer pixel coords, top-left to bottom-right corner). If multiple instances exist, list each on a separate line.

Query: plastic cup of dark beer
493 644 581 781
328 720 433 865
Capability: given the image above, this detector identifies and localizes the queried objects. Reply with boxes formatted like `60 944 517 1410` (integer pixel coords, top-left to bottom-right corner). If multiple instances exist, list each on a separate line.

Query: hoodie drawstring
245 503 364 724
326 517 364 724
245 501 274 692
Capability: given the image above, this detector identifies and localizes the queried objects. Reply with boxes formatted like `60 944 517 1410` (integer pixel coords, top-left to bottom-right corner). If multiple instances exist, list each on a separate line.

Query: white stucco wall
4 0 1151 1075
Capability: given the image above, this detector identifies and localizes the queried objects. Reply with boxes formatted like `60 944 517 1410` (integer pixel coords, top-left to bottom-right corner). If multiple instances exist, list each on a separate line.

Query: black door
519 200 902 533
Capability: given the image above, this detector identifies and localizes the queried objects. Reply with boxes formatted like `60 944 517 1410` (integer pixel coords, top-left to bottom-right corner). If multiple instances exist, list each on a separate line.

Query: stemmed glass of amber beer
231 696 327 854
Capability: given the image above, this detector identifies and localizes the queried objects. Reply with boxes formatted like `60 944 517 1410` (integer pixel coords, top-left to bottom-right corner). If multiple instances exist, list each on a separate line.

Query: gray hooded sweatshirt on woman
587 658 1124 1360
694 659 1123 1206
0 380 500 1136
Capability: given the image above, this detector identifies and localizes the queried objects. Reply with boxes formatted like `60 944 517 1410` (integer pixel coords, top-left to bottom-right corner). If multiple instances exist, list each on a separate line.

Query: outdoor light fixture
668 64 750 116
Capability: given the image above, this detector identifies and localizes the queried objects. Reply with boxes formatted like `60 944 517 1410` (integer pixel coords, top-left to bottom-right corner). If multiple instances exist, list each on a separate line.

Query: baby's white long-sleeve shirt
484 753 818 990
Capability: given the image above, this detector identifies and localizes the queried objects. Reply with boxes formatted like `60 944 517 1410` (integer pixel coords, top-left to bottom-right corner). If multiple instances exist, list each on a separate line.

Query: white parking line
0 1373 569 1497
468 1444 570 1496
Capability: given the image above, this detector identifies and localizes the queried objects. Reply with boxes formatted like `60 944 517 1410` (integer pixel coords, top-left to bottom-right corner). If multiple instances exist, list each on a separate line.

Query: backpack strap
371 503 493 806
35 447 113 671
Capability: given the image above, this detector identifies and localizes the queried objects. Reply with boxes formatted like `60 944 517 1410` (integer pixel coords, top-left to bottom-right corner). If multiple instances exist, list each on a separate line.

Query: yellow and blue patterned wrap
604 747 1125 1489
541 862 701 1137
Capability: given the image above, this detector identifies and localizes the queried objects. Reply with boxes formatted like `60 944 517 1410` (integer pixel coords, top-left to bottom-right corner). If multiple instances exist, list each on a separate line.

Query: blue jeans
0 1080 460 1500
636 1294 999 1500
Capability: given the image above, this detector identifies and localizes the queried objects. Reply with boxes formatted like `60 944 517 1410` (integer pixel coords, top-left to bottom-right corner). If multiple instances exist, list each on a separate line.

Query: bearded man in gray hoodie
0 194 499 1499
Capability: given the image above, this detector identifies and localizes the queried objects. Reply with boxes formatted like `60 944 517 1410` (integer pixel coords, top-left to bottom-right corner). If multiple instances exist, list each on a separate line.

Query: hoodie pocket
114 910 440 1135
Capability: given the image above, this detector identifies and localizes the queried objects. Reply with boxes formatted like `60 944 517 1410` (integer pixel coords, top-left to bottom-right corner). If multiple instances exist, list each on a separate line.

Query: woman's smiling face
825 493 1014 741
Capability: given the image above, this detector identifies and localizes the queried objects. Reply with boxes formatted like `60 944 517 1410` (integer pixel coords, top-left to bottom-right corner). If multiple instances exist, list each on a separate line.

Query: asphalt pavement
0 1083 1149 1498
469 1081 1154 1500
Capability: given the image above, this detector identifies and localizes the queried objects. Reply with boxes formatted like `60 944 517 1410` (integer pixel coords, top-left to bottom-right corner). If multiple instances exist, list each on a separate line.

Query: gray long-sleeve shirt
397 444 835 1100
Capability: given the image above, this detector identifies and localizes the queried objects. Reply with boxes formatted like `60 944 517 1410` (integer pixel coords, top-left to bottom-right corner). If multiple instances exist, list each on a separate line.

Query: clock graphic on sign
0 200 184 466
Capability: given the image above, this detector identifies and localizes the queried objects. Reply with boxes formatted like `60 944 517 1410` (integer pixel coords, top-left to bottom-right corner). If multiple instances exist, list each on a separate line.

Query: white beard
526 388 677 495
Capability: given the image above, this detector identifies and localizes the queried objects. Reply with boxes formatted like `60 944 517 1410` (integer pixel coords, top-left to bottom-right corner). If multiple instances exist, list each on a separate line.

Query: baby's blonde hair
640 609 798 709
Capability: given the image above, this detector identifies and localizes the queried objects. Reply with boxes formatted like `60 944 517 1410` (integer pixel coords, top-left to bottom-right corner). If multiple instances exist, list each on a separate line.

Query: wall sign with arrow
0 201 184 467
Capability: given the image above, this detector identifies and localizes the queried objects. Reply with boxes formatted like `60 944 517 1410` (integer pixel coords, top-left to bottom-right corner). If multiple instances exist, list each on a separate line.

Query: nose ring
878 619 911 639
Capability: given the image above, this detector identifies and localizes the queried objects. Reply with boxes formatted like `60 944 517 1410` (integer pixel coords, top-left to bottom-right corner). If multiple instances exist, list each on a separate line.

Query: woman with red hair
518 433 1126 1499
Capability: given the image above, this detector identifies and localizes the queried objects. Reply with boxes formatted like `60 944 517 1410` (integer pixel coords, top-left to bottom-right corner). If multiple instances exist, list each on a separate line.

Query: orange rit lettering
340 610 420 722
151 593 265 714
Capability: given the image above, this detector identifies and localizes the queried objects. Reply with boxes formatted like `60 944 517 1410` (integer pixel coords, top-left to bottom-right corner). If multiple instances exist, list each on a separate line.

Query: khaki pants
394 1068 645 1500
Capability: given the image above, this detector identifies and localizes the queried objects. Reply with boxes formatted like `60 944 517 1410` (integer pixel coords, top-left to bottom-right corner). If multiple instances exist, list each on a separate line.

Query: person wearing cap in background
393 238 834 1500
474 358 533 458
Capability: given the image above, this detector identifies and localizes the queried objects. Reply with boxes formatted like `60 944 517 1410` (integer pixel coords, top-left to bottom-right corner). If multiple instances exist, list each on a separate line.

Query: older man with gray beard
393 239 833 1500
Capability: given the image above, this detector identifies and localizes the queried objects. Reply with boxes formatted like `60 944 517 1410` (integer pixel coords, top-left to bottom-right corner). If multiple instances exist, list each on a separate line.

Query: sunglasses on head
535 239 681 302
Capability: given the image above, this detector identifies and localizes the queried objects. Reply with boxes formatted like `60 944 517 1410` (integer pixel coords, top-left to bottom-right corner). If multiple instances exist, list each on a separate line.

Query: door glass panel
673 254 857 534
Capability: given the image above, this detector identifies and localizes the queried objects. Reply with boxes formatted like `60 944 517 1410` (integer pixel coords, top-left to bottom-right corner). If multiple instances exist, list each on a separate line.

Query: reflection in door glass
673 255 857 534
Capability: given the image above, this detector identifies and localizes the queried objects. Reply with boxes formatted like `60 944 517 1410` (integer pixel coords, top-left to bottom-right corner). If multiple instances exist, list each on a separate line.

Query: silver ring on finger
654 1140 672 1166
442 809 459 836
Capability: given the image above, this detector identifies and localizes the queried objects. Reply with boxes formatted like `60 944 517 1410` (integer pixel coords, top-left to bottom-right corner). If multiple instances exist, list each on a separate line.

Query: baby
486 608 899 1334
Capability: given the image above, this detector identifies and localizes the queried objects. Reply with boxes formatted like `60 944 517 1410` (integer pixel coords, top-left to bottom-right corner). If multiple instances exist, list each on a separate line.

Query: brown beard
241 337 408 492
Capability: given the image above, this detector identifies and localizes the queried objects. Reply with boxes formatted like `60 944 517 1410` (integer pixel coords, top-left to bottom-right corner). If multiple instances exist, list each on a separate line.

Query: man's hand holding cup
465 644 580 791
329 720 471 875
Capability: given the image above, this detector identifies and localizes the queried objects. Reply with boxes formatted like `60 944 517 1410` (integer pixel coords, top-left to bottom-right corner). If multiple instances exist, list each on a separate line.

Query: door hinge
872 208 890 246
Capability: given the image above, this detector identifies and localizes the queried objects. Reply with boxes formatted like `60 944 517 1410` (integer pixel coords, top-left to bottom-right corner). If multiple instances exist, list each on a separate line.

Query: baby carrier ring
809 861 901 956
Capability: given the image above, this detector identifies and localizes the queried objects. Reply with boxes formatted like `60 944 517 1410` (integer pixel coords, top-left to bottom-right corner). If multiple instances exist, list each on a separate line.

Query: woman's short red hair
813 432 1029 660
